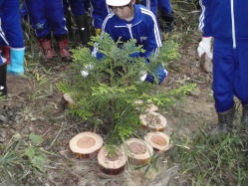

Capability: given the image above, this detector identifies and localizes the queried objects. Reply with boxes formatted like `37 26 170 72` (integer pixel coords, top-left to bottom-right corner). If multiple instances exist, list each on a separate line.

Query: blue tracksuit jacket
102 4 162 58
199 0 248 112
25 0 68 38
93 4 167 84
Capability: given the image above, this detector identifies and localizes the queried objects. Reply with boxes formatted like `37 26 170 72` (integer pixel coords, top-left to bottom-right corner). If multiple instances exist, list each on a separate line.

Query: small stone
0 129 7 142
0 115 7 123
189 88 201 96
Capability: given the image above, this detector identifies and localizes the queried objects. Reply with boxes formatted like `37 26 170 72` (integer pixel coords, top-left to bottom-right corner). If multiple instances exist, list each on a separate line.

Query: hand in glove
197 37 213 59
95 28 101 36
139 71 148 82
139 66 168 85
197 37 213 73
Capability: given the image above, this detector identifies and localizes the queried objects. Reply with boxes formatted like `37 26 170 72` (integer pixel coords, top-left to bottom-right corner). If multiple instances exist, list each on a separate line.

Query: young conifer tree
57 33 194 145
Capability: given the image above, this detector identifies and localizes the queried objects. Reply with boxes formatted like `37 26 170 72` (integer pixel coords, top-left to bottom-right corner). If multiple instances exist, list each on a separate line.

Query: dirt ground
0 32 217 185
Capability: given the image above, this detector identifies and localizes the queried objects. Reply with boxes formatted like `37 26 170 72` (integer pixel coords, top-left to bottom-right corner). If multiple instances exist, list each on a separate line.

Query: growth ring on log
69 131 103 158
140 112 167 131
123 138 154 165
144 132 171 152
97 146 127 175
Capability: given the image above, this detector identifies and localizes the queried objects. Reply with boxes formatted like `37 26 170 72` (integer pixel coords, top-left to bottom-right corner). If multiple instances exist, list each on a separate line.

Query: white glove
80 64 94 78
197 37 213 59
81 70 89 77
139 71 148 82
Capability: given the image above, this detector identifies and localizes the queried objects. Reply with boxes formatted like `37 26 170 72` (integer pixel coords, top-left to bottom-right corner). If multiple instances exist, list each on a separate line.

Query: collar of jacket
111 4 143 27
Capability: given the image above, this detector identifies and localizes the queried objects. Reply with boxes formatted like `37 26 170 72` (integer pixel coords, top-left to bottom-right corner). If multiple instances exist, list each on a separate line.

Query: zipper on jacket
230 0 236 49
127 24 133 38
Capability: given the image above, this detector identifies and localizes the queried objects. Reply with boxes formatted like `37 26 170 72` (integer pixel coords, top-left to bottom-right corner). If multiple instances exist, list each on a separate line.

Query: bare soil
0 32 216 186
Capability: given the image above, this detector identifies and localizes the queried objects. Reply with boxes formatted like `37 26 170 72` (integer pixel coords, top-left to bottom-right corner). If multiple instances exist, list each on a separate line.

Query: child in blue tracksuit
139 0 174 32
0 0 25 96
93 0 167 84
25 0 71 62
198 0 248 133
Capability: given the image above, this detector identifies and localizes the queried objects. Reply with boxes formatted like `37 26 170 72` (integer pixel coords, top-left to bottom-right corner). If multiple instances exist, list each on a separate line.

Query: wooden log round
97 146 127 175
140 112 167 131
123 138 154 165
144 132 171 152
69 131 103 158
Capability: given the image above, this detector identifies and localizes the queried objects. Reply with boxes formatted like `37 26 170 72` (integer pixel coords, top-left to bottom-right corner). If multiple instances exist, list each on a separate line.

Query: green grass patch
170 124 248 186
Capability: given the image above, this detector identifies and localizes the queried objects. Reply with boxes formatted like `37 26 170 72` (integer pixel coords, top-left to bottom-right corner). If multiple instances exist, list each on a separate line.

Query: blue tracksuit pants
0 0 24 48
158 0 172 14
25 0 68 38
90 0 109 29
141 0 158 16
141 0 172 17
63 0 86 16
213 39 248 112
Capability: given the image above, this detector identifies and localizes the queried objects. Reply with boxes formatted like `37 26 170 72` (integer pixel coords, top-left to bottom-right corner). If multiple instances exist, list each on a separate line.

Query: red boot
0 46 10 64
56 35 72 62
38 38 57 60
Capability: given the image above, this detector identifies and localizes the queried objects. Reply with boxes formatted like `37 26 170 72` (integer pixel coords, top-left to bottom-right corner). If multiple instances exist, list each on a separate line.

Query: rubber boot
0 63 7 97
38 37 57 60
0 46 10 64
159 11 175 33
55 35 72 62
65 11 74 40
211 105 235 135
241 104 248 126
7 48 25 75
74 15 90 46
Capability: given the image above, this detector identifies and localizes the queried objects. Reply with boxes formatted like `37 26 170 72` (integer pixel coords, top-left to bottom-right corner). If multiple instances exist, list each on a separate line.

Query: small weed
0 133 51 185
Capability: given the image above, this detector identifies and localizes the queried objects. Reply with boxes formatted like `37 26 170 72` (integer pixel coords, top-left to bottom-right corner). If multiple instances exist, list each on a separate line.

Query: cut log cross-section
140 112 167 131
124 138 154 165
69 131 103 158
144 132 171 152
146 103 159 112
62 93 75 107
133 100 159 112
97 146 127 175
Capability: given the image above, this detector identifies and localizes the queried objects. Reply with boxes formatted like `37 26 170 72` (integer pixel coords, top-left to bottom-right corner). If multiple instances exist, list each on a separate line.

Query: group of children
0 0 174 97
1 0 247 133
